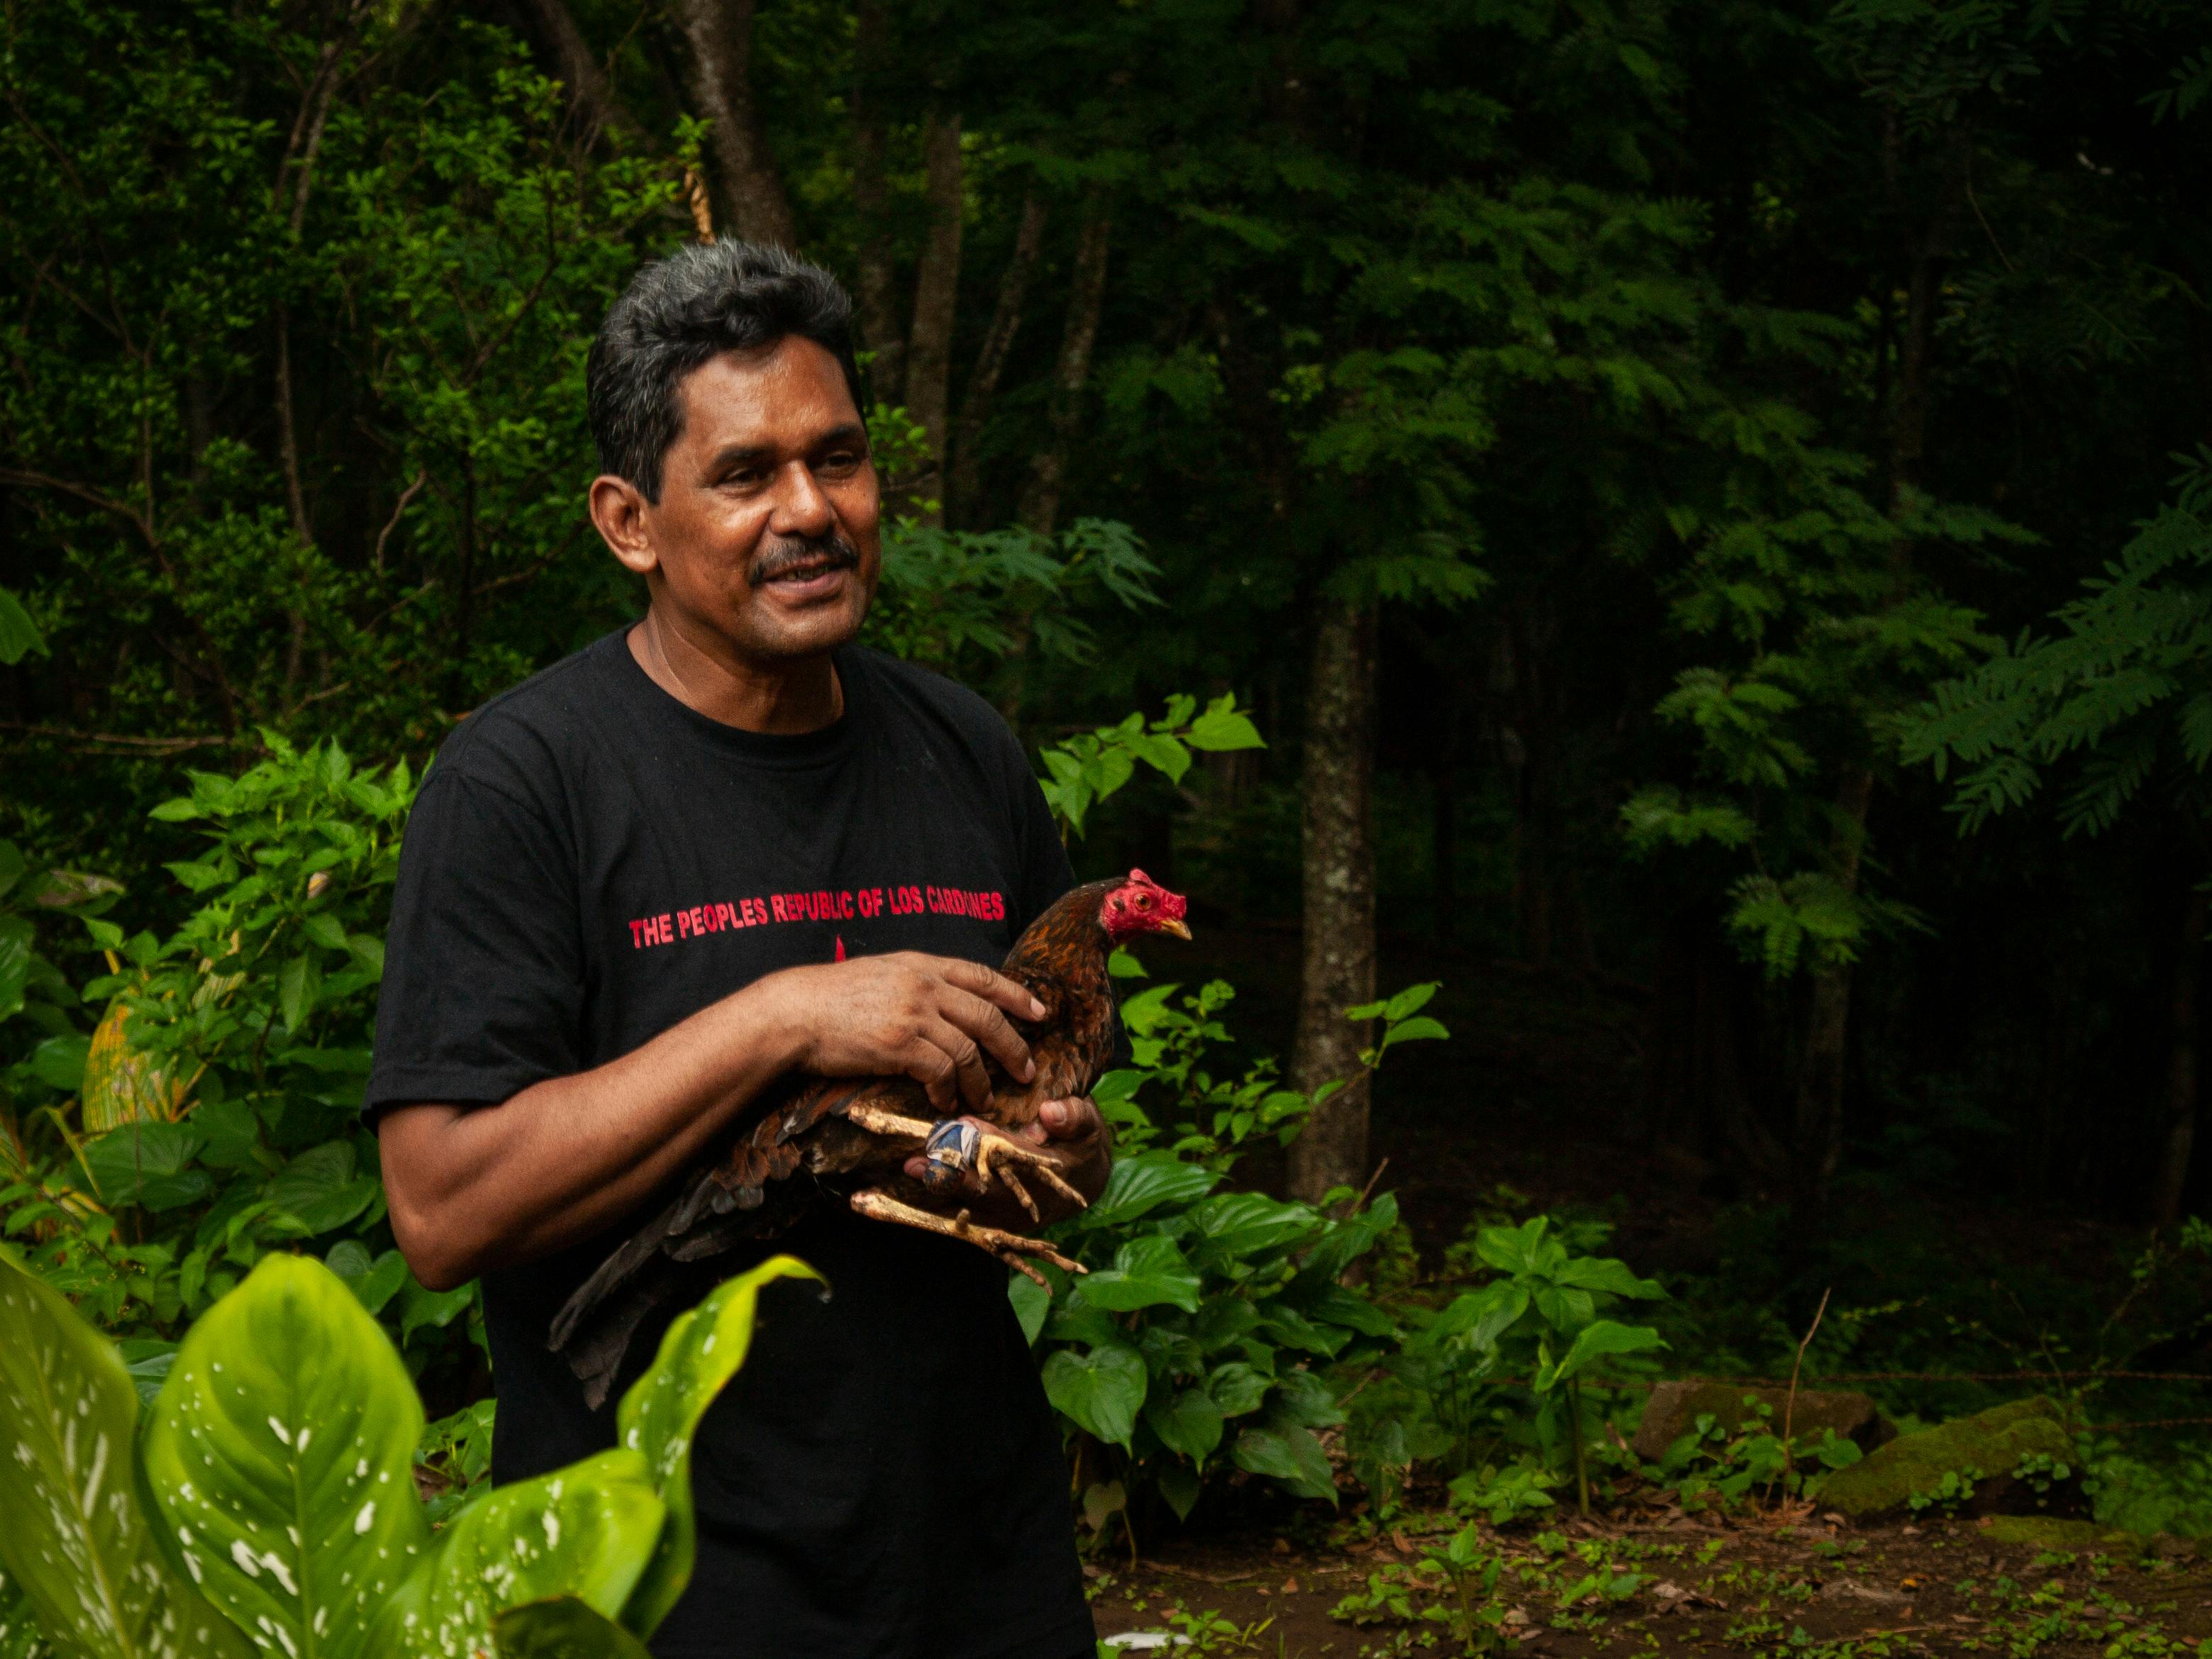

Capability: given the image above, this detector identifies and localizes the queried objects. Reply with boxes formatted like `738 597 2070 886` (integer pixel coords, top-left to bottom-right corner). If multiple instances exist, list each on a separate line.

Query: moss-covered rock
1980 1516 2200 1558
1819 1397 2084 1521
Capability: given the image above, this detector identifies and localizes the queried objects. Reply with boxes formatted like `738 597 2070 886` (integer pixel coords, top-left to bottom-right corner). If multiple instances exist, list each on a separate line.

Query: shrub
0 1245 814 1658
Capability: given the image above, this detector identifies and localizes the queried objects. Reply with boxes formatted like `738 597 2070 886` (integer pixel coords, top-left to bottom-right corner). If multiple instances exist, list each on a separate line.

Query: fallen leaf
1280 1577 1299 1594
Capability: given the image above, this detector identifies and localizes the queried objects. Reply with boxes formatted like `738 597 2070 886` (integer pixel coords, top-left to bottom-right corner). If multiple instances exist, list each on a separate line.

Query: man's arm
379 952 1046 1289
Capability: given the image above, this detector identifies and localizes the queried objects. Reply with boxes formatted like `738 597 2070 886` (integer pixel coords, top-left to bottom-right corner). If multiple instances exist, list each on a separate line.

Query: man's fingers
942 988 1034 1082
1038 1096 1100 1140
923 1018 994 1110
935 955 1047 1022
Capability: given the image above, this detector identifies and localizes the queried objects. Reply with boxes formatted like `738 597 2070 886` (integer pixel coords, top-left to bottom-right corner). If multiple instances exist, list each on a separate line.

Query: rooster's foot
921 1116 1086 1222
849 1188 1086 1287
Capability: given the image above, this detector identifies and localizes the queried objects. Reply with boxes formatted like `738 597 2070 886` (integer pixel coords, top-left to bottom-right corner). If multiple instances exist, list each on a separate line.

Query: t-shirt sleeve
365 766 585 1118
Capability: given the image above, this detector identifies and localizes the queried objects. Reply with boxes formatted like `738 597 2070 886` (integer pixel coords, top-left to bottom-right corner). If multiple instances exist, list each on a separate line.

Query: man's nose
767 458 836 538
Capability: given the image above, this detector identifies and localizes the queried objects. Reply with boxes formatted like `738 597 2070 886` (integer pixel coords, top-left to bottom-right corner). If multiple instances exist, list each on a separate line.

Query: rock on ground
1820 1396 2084 1520
1630 1380 1894 1463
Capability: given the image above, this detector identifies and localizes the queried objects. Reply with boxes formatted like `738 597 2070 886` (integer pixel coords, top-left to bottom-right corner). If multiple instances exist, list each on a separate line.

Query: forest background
4 0 2212 1587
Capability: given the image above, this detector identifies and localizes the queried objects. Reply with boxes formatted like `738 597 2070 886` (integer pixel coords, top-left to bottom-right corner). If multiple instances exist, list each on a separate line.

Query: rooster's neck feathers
1004 878 1119 998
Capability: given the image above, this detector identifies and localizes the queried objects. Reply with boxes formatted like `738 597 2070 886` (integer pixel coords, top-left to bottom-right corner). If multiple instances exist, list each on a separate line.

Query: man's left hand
901 1097 1111 1231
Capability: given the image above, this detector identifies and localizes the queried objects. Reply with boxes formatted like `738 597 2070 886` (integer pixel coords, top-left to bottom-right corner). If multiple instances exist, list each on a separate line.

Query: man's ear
589 475 658 576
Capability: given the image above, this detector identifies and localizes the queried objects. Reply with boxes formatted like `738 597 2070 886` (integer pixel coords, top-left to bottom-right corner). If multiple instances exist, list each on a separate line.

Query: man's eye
817 451 863 475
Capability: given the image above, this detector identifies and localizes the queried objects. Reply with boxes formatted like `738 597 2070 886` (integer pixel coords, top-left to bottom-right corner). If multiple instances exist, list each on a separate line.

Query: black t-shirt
365 630 1093 1659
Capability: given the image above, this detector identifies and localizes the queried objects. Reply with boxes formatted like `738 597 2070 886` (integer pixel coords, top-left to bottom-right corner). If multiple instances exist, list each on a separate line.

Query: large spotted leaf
372 1450 665 1659
613 1255 824 1638
0 1256 252 1659
139 1254 428 1659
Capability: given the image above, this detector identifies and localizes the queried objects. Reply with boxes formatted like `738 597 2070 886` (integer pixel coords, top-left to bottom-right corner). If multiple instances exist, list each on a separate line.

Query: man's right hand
749 952 1045 1112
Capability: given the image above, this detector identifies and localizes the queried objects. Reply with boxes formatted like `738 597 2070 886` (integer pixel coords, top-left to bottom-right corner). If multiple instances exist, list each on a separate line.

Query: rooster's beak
1160 918 1192 941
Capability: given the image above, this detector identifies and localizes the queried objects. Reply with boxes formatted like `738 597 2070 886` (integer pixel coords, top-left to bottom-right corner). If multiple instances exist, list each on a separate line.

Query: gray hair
587 240 864 501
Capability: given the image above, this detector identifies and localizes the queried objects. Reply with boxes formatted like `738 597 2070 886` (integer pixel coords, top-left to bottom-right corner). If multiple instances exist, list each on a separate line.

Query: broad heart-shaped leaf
0 1255 254 1659
373 1450 663 1659
1076 1236 1201 1314
1230 1425 1336 1503
1189 1192 1320 1260
263 1143 377 1238
0 586 45 666
1006 1274 1051 1345
1547 1319 1667 1385
140 1254 429 1659
1074 1152 1216 1229
491 1597 653 1658
1143 1389 1223 1461
1040 1342 1147 1448
1155 1463 1202 1524
612 1256 823 1638
76 1124 211 1214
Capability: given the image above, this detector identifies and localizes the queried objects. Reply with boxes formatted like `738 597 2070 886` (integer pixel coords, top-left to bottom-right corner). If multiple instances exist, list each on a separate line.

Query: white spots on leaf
542 1510 560 1550
230 1540 261 1578
355 1459 368 1479
354 1500 377 1536
267 1417 292 1447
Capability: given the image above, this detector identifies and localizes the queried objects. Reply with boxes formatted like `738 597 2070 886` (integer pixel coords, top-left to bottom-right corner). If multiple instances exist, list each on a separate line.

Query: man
368 240 1107 1659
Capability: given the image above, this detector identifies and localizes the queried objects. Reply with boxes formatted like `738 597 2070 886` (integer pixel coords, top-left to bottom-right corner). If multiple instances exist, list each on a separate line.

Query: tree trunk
669 0 793 248
1017 194 1111 538
2150 884 2206 1228
902 106 964 524
1793 764 1872 1207
850 0 901 402
1287 601 1378 1201
948 189 1046 526
517 0 648 147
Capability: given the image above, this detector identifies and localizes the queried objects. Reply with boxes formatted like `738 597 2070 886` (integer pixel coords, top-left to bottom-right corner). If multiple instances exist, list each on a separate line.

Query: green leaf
140 1254 431 1659
0 588 46 666
1550 1256 1666 1299
1143 1389 1224 1461
1077 1236 1201 1314
1185 699 1264 752
1205 1360 1272 1417
1075 1152 1216 1228
78 1123 211 1213
1156 1463 1202 1522
30 1035 90 1092
1550 1319 1666 1383
1379 1015 1451 1053
1189 1192 1319 1258
1289 1281 1396 1338
265 1143 376 1236
613 1255 823 1638
1007 1274 1050 1345
300 914 347 953
0 1255 255 1659
399 1280 476 1343
1381 982 1438 1022
277 955 318 1035
493 1597 655 1659
0 843 22 903
0 930 30 1024
374 1450 665 1659
1040 1343 1147 1447
1230 1426 1336 1503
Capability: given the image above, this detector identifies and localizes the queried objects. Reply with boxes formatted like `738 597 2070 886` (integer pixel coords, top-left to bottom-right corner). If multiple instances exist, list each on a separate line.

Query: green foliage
1907 453 2212 836
0 1253 252 1659
1647 1402 1864 1514
1369 1216 1666 1518
865 518 1160 684
1036 694 1266 838
1017 981 1447 1534
0 1247 806 1655
139 1254 427 1659
0 740 474 1380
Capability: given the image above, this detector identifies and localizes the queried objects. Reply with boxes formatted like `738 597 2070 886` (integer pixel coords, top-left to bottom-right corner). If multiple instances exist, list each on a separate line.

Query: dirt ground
1087 1507 2212 1656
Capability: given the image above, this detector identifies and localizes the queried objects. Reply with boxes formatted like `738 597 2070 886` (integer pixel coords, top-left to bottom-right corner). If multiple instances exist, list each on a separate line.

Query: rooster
550 869 1191 1404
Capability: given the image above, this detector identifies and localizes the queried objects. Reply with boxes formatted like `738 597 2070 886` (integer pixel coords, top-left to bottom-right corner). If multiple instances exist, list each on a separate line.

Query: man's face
609 337 880 662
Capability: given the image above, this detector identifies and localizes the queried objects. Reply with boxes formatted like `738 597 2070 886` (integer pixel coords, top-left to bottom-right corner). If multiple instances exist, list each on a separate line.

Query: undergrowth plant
0 1247 814 1658
1021 975 1448 1546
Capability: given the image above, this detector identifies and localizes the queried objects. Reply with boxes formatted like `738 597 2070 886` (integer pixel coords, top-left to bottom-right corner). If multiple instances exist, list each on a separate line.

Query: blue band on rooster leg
920 1118 981 1189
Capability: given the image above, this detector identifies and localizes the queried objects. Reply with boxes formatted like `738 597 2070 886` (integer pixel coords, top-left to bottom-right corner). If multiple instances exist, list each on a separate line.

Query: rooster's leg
843 1102 935 1145
972 1133 1087 1222
918 1116 1088 1222
848 1189 1086 1287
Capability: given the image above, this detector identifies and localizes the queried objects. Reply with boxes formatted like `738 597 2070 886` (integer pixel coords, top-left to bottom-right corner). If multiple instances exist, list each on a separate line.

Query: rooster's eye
1135 893 1152 909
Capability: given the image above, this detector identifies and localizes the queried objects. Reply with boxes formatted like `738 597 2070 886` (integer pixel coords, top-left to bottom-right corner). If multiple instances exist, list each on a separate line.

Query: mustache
747 533 861 587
